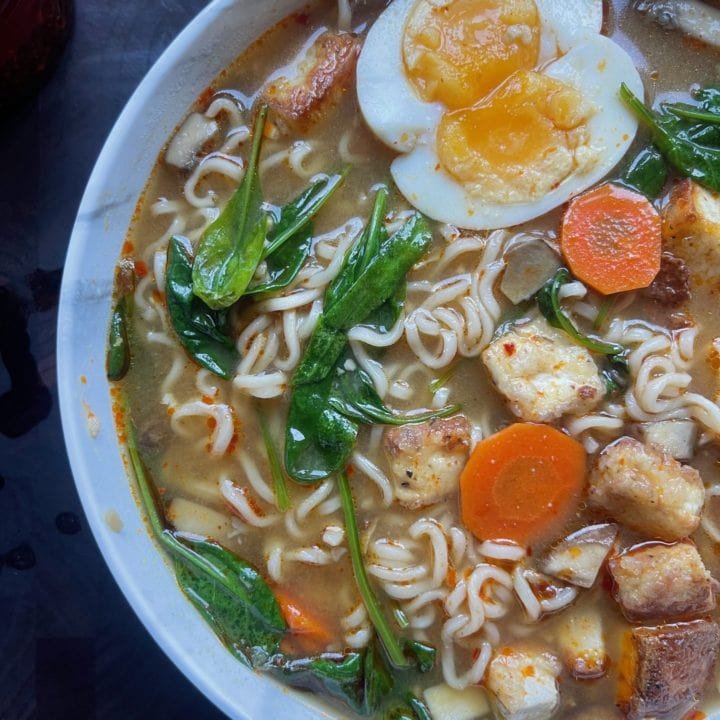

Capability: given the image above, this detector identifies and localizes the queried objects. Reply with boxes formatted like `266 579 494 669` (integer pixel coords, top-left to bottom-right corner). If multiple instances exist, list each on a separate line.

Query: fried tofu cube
486 646 561 720
482 317 604 423
662 178 720 285
557 606 608 680
261 32 360 130
588 437 704 542
383 416 470 509
617 620 720 720
609 541 716 622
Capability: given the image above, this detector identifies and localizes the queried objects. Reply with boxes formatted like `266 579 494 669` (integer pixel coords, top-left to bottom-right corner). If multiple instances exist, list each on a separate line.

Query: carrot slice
275 589 335 654
560 183 662 295
460 423 587 547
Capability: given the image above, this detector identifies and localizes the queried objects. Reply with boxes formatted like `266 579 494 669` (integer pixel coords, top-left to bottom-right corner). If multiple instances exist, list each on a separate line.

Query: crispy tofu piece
486 646 560 720
637 419 697 461
482 317 604 423
541 523 617 589
617 620 720 720
383 416 470 509
588 437 704 542
640 251 691 307
261 32 360 130
609 541 716 623
557 606 608 680
662 178 720 286
708 336 720 404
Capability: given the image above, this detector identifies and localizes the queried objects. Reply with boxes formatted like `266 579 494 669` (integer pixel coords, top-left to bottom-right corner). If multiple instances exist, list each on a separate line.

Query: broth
113 2 720 718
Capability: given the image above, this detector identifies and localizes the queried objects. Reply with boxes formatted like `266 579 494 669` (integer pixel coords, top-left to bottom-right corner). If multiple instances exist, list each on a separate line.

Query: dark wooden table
0 2 227 718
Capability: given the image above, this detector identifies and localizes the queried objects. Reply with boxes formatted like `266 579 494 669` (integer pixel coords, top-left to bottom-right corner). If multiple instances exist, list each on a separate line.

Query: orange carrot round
275 589 334 654
560 183 662 295
460 423 587 547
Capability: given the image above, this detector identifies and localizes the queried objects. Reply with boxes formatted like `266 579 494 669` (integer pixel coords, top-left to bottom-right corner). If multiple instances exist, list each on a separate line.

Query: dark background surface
0 2 227 718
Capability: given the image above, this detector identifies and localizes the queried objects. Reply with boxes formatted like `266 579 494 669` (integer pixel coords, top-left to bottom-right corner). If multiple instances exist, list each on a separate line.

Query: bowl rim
56 2 334 718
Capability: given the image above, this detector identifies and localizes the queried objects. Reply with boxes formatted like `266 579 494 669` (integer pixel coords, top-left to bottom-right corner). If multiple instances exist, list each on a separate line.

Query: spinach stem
667 105 720 125
429 363 457 394
256 403 291 512
125 414 239 589
337 471 409 668
593 295 616 332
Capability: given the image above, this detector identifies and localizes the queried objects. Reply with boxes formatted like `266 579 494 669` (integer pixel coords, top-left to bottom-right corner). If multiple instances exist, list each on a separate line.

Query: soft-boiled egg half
356 0 644 230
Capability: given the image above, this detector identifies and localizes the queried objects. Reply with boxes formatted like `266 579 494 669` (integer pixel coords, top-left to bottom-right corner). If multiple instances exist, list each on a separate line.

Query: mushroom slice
540 523 617 589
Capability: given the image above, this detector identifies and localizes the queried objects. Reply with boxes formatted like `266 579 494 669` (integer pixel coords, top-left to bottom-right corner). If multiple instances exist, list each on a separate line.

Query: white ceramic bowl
57 2 343 718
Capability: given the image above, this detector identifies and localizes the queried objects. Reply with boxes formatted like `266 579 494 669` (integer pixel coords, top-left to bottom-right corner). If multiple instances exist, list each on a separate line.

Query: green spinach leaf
537 268 629 395
245 223 313 296
262 171 349 259
324 214 432 331
620 145 667 198
265 652 367 714
329 354 459 427
107 295 132 381
383 694 433 720
620 83 720 192
284 372 359 484
293 315 349 386
166 235 239 380
325 185 389 312
192 105 271 309
126 419 285 663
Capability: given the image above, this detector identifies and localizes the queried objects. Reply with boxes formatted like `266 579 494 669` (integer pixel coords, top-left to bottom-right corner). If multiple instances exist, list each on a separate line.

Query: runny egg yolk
402 0 540 111
437 71 597 204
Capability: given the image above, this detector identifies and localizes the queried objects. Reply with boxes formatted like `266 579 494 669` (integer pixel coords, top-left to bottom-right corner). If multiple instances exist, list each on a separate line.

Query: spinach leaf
361 283 406 335
620 83 720 193
192 105 271 309
537 268 626 358
265 652 367 714
107 295 132 381
293 315 349 386
256 402 291 512
338 471 410 669
404 641 436 674
246 171 348 296
383 694 433 720
325 214 433 330
363 642 395 715
325 185 389 312
329 355 460 426
285 372 359 484
537 268 629 395
245 223 313 296
166 236 239 380
620 145 668 198
126 418 285 663
262 171 349 259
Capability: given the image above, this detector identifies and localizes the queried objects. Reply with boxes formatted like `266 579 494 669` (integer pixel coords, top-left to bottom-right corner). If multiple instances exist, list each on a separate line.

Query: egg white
357 0 604 153
535 0 604 63
390 34 644 230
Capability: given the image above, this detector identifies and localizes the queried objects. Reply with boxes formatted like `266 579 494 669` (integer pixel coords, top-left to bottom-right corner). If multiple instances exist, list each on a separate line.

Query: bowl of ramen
58 0 720 718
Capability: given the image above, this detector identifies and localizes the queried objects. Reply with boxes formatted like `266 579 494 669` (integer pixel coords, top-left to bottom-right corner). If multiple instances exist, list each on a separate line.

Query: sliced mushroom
165 112 219 169
540 524 617 589
500 239 562 304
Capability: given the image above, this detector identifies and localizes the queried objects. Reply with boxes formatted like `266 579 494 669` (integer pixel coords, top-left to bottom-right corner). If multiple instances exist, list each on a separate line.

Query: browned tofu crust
262 32 360 130
588 437 704 542
640 252 690 307
617 620 720 720
609 542 716 622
